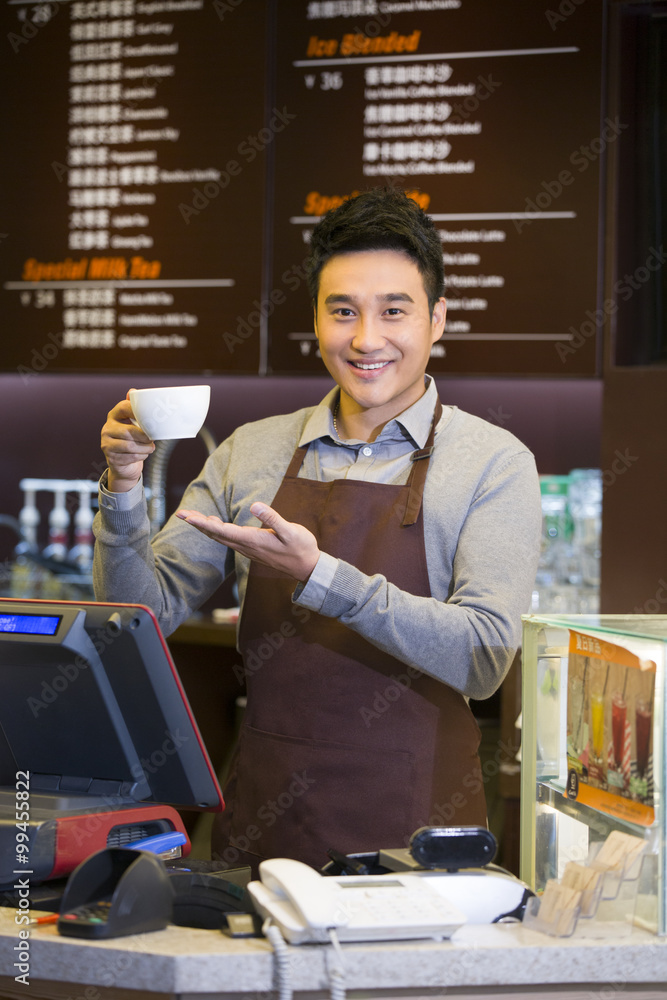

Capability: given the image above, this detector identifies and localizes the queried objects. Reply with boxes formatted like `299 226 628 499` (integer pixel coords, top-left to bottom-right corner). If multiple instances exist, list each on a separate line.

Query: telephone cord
262 919 293 1000
327 929 347 1000
261 919 347 1000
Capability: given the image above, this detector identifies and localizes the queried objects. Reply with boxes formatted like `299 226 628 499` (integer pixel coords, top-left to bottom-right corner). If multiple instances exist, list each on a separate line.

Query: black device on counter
165 860 253 929
57 847 172 939
409 826 497 870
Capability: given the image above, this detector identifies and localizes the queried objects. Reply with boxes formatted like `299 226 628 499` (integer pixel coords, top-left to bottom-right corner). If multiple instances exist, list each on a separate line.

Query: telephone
247 858 466 945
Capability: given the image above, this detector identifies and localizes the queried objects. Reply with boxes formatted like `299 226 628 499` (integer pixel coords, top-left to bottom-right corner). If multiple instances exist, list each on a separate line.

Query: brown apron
212 398 485 871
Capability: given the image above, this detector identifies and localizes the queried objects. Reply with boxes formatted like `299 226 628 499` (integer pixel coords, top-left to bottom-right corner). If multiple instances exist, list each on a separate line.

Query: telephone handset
249 858 344 943
247 857 466 945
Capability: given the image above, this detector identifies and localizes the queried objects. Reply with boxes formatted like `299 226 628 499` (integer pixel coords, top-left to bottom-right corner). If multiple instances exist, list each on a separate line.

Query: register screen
0 614 61 636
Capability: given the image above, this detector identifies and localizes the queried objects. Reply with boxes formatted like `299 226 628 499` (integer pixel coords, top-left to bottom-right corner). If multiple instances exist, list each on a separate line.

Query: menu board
268 0 604 375
0 0 605 376
0 0 267 374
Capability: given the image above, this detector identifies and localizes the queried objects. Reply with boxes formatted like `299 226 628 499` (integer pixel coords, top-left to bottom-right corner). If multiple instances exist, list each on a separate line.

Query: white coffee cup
128 385 211 441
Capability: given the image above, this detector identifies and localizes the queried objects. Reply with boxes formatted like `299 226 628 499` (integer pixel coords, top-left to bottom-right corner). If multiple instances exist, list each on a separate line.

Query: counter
170 614 238 648
1 909 665 1000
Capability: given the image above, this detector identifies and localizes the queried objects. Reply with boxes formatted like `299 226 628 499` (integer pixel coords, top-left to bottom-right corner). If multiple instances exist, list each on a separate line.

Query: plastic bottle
533 475 575 613
69 486 95 571
567 468 602 613
43 485 70 562
17 482 40 556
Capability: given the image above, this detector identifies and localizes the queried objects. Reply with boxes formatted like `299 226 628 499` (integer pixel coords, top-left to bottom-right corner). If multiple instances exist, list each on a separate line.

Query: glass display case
520 614 667 936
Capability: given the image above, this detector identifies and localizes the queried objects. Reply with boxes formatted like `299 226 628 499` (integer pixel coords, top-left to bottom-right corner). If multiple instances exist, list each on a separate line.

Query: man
95 187 541 870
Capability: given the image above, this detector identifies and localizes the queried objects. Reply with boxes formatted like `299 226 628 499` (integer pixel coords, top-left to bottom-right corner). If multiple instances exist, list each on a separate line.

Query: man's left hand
175 503 320 583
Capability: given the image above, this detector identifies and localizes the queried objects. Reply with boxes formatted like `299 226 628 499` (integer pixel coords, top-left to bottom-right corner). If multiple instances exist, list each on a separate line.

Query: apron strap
284 443 309 479
402 398 443 527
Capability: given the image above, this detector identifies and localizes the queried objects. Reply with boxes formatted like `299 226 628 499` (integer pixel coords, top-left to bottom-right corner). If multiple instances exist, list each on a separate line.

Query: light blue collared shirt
294 377 443 611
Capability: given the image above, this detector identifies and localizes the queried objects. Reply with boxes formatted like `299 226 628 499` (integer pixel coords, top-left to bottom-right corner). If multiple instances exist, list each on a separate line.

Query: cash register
0 598 224 891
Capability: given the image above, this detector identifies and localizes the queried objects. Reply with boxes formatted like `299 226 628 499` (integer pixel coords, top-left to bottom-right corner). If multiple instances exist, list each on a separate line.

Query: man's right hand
101 393 155 492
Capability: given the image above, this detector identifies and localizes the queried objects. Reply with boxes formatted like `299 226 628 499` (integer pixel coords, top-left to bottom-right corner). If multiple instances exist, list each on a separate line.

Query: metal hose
145 426 217 536
0 515 22 539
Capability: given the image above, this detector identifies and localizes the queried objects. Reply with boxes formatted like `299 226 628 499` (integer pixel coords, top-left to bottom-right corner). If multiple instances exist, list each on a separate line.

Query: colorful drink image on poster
566 630 656 827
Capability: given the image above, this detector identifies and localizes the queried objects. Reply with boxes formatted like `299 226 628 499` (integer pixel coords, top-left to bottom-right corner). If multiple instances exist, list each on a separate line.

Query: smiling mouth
348 360 393 370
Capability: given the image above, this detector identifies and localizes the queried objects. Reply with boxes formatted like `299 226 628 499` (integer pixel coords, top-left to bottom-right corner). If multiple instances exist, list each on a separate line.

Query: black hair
305 187 445 313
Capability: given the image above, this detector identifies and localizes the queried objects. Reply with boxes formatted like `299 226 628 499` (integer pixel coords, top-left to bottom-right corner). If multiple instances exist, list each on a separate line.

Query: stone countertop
1 911 666 995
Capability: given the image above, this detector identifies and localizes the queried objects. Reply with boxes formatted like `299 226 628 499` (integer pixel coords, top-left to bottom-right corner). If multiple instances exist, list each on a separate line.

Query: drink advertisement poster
566 630 656 826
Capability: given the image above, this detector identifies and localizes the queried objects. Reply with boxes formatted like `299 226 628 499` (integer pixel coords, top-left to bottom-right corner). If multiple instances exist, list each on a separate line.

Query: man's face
314 249 446 430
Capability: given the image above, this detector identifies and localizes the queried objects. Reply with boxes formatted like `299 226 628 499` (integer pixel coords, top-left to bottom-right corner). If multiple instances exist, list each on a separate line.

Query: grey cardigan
93 398 541 701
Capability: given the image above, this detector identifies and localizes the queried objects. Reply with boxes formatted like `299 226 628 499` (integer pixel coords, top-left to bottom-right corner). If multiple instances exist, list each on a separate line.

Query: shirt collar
298 375 439 449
